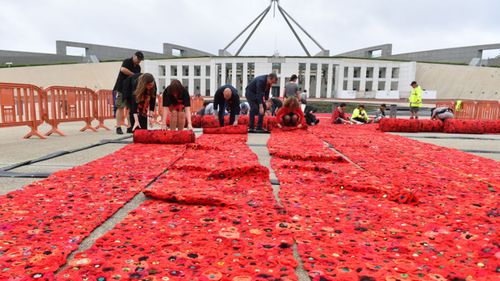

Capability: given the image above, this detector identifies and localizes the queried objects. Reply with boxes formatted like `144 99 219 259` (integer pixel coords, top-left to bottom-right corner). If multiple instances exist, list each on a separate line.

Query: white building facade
144 57 417 99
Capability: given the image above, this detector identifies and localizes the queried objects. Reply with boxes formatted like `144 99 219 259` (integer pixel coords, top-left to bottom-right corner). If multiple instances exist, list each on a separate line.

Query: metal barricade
0 83 46 139
42 86 97 136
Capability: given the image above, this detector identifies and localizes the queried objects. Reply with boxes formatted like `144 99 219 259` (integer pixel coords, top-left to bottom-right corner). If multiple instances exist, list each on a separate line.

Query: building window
194 65 201 77
182 65 189 76
366 67 374 78
353 67 361 78
170 66 178 77
205 65 211 76
158 65 166 76
392 68 399 79
379 67 387 79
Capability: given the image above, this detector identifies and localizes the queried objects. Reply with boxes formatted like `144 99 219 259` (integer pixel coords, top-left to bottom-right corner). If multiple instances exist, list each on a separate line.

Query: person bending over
214 84 240 127
275 97 306 129
126 73 156 131
162 80 193 131
245 73 278 132
431 107 454 121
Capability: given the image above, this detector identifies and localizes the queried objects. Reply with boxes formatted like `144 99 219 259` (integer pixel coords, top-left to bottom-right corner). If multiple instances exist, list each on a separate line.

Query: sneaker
116 127 123 135
126 127 132 134
315 119 320 125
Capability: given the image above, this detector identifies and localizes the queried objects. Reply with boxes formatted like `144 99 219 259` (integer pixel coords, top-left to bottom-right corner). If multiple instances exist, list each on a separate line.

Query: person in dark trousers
275 97 306 128
265 96 283 116
284 74 299 99
304 105 320 126
122 73 156 131
113 51 143 134
245 73 278 132
196 101 210 116
214 84 240 127
162 79 193 131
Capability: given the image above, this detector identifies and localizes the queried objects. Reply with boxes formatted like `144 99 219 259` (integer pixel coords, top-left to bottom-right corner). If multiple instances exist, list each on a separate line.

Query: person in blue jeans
245 73 278 132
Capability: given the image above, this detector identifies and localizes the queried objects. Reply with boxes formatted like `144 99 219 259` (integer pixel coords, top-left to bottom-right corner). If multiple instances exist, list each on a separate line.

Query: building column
231 62 237 87
334 64 343 95
360 66 367 92
315 66 322 99
242 62 248 95
200 64 207 97
372 66 380 91
385 66 392 91
210 62 217 96
304 63 311 97
347 66 354 91
220 63 226 88
326 64 334 98
188 65 195 94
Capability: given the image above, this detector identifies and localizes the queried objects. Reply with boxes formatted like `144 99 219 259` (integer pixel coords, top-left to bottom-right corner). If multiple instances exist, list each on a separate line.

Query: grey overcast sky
1 0 499 57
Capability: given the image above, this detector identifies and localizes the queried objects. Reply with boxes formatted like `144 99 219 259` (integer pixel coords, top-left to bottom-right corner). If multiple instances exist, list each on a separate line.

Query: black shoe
116 127 123 135
126 127 132 134
248 128 256 133
315 119 320 125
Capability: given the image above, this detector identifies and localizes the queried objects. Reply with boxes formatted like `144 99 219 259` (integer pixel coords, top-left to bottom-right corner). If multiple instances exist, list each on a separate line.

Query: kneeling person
431 107 454 121
276 97 306 128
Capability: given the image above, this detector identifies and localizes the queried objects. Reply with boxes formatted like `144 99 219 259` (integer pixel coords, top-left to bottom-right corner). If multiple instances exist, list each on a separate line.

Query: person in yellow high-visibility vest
351 104 371 124
409 81 423 119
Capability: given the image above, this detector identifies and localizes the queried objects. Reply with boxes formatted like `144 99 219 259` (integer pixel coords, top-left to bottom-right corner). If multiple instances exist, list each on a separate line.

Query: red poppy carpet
0 123 498 281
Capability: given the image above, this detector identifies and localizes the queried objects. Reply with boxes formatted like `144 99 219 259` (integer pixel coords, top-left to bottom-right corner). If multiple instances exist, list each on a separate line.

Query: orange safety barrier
190 96 205 116
435 101 454 108
0 83 46 139
475 101 499 120
454 100 477 120
42 86 97 136
94 90 114 130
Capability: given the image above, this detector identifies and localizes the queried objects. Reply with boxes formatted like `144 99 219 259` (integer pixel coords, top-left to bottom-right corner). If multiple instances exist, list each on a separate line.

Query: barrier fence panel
94 90 114 130
0 83 46 139
42 86 98 136
475 101 499 120
454 100 477 120
190 96 204 116
435 101 454 108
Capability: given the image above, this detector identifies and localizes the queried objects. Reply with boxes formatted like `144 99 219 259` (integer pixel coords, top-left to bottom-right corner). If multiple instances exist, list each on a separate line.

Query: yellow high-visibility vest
352 108 368 121
409 86 423 107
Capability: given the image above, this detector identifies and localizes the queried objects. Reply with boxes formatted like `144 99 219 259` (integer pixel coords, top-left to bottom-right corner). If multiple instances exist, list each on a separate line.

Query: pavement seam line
55 147 187 275
247 134 310 281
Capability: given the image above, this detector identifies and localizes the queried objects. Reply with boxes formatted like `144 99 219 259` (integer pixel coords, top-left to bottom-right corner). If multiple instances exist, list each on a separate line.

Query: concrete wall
0 50 86 66
388 44 500 64
163 43 214 57
56 41 166 60
336 44 393 58
0 61 123 90
416 63 500 100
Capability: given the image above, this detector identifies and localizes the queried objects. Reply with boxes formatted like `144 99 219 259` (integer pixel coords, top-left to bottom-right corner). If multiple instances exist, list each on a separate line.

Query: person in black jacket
245 73 278 132
122 73 156 131
214 84 240 127
113 51 143 134
162 79 193 130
